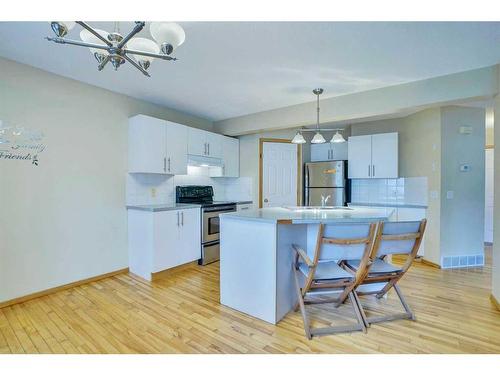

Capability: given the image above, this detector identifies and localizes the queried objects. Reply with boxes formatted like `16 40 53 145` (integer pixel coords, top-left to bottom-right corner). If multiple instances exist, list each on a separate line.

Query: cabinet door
371 133 398 178
188 127 207 156
179 208 201 263
206 132 223 159
153 210 181 272
166 122 188 175
310 143 331 162
222 137 239 177
348 135 372 178
128 115 167 174
330 141 348 161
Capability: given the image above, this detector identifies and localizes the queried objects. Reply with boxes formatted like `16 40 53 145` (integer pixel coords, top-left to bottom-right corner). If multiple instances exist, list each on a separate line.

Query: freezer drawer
305 187 345 206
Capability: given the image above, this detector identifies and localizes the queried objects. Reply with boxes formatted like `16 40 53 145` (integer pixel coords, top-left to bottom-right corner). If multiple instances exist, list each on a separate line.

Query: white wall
439 106 485 261
0 57 213 303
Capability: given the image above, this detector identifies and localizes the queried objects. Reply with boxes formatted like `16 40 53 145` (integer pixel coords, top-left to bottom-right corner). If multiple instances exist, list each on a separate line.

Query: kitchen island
219 206 391 324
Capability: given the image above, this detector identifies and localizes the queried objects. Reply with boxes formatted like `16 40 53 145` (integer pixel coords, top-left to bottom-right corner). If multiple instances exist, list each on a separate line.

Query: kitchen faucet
321 195 331 207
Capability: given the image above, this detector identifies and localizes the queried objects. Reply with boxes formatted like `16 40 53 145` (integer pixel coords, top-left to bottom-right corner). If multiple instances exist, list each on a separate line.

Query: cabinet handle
163 157 166 172
181 211 184 226
222 165 225 175
208 143 210 155
177 211 180 226
373 165 375 177
204 143 207 155
368 165 371 177
168 157 171 172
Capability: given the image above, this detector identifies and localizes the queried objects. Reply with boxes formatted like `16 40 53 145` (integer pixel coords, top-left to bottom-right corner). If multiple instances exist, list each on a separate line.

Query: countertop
126 203 201 212
348 202 428 209
221 206 392 224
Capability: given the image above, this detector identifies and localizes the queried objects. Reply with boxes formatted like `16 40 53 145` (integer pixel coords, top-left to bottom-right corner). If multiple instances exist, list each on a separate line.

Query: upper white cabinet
311 142 348 162
129 115 167 174
129 114 239 176
129 115 188 175
221 137 239 177
348 132 398 179
165 121 188 175
188 128 223 158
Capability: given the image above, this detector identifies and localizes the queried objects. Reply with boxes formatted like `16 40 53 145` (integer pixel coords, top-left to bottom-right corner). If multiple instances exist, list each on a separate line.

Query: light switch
446 191 454 199
430 190 438 199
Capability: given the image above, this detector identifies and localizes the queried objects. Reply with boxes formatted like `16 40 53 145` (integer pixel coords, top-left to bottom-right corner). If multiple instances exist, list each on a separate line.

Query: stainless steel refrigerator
304 161 346 206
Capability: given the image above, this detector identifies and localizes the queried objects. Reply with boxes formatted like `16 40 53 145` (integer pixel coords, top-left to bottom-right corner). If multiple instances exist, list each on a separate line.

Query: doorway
259 138 301 208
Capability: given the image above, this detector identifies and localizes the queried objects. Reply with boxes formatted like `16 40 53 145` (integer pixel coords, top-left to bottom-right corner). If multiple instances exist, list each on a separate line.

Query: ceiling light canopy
46 21 185 77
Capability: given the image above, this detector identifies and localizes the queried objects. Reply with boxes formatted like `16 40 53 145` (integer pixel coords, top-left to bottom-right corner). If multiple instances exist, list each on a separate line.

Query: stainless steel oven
201 204 236 265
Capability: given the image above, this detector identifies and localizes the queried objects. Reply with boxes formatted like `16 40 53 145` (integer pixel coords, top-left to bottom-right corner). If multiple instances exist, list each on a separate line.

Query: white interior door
485 148 494 243
262 142 298 207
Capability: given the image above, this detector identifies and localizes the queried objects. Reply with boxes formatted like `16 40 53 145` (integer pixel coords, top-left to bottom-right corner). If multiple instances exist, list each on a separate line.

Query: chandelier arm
45 37 110 51
123 54 151 77
124 48 177 61
97 55 111 71
117 21 146 49
76 21 112 47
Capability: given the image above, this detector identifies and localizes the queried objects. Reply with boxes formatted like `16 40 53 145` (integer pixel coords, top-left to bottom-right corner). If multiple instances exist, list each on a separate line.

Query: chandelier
46 21 186 77
291 88 346 144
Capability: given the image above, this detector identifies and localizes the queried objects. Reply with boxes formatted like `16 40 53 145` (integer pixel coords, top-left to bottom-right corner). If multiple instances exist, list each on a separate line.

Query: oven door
202 205 236 243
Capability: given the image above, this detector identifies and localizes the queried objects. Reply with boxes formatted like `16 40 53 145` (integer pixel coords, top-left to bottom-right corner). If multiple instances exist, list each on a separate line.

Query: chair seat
347 258 402 274
299 261 354 281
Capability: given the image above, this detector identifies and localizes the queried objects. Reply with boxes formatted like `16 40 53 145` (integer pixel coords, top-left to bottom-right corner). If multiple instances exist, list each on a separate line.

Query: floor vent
441 254 484 269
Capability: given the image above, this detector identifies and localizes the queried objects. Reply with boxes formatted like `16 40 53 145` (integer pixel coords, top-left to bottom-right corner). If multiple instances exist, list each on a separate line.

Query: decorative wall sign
0 120 46 166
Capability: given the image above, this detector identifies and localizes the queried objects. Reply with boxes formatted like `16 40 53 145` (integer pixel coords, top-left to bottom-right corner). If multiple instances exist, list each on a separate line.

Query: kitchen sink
284 206 354 211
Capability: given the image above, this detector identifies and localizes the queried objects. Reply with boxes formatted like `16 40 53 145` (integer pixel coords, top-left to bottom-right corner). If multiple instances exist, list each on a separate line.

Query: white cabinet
128 115 188 175
348 132 398 179
188 128 223 158
165 121 188 175
129 115 167 174
221 137 239 177
311 142 348 162
153 208 200 271
128 207 201 280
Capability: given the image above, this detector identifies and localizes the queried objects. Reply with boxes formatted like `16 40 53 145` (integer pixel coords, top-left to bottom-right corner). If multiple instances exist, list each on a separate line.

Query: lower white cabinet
128 207 201 280
348 204 426 256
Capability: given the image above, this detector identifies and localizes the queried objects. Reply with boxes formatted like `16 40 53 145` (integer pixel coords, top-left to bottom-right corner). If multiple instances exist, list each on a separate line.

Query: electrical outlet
151 188 156 198
446 190 454 199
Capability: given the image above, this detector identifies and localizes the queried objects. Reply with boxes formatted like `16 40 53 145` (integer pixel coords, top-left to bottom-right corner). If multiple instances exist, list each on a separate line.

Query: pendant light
291 130 306 144
330 130 346 143
311 88 326 144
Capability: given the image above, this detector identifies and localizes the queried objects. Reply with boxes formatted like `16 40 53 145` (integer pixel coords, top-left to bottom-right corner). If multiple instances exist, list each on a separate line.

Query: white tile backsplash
350 177 427 206
126 169 253 206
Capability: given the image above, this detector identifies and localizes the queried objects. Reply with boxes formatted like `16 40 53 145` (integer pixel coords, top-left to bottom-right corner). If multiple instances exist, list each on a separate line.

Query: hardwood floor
1 248 499 354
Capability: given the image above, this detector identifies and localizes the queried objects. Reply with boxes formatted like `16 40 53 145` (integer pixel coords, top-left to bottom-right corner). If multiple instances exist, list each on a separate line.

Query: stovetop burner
176 185 236 207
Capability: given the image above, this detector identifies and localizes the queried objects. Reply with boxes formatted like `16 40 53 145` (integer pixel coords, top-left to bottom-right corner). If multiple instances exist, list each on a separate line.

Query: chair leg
348 292 367 333
293 267 312 340
393 284 415 321
352 291 369 328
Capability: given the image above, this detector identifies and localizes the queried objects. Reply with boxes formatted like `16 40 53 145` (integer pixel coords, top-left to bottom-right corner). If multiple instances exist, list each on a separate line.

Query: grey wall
0 57 212 302
440 106 485 258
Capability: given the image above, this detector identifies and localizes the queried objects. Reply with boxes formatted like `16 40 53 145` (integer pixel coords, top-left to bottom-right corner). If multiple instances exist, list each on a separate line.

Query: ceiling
0 22 499 122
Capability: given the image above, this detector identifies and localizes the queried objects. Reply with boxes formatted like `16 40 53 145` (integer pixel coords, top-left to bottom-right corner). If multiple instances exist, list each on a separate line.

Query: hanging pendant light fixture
330 130 346 143
311 88 326 144
291 130 306 144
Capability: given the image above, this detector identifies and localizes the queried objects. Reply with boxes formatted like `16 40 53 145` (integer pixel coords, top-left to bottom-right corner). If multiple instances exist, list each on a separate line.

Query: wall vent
441 254 484 269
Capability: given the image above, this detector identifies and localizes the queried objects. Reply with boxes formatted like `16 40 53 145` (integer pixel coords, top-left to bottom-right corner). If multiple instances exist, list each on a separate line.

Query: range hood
187 154 223 168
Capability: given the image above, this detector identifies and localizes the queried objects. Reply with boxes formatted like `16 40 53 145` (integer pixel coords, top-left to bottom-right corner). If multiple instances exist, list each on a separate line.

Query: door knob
264 198 269 203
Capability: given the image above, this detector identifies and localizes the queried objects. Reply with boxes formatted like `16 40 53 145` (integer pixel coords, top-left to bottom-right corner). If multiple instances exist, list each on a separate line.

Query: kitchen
0 16 499 363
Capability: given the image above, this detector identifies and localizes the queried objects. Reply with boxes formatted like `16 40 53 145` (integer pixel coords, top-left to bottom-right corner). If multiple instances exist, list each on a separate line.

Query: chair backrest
314 222 377 263
373 220 427 258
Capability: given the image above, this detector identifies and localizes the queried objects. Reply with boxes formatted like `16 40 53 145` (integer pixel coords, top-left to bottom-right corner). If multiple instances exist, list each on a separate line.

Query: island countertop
221 206 391 224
